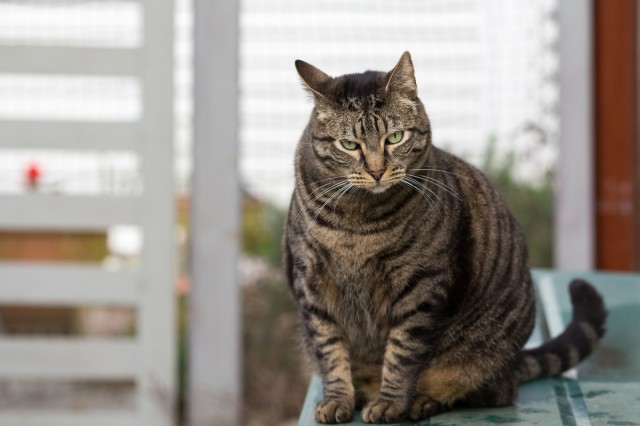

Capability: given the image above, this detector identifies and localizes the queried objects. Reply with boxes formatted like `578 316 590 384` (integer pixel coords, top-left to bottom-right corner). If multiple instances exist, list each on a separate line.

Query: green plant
481 135 554 267
242 274 309 425
241 195 286 267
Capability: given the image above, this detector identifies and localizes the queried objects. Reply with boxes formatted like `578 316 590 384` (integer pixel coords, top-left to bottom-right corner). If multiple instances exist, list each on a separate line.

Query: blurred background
0 0 637 425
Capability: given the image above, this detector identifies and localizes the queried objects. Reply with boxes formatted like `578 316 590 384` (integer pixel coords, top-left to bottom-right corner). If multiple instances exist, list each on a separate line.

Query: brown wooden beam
594 0 639 270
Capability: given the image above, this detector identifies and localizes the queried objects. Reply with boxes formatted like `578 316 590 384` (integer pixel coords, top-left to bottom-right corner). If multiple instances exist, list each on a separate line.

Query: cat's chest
308 223 399 263
314 245 393 357
307 224 400 354
334 278 391 359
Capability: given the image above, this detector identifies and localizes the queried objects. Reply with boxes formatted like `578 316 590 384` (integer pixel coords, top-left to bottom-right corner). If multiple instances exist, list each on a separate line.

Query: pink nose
369 169 386 181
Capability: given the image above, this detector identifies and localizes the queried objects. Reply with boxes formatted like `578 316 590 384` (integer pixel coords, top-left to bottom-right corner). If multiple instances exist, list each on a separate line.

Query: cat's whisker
409 168 471 180
420 177 464 202
307 178 348 196
401 180 438 213
332 183 353 213
304 180 346 204
294 180 347 225
396 181 413 197
407 174 464 202
309 175 348 185
404 176 447 210
312 182 350 223
397 180 417 200
400 178 438 212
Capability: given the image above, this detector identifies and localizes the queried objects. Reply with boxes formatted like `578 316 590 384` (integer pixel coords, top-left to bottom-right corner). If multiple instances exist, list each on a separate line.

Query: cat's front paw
315 397 354 424
361 398 405 423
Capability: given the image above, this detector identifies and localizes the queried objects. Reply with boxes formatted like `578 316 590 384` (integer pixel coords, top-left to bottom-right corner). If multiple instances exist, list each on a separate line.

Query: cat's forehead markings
386 117 396 130
395 97 418 113
369 94 384 109
316 110 328 121
346 98 363 111
315 105 335 123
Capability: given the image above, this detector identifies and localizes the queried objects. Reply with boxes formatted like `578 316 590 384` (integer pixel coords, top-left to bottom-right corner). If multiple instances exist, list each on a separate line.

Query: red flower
25 162 41 189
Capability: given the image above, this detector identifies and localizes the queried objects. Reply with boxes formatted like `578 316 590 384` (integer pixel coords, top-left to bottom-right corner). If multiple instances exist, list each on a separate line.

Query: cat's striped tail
515 279 607 383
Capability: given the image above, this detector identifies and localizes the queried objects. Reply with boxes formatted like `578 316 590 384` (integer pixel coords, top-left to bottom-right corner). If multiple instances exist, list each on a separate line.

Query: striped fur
515 279 607 383
283 52 607 424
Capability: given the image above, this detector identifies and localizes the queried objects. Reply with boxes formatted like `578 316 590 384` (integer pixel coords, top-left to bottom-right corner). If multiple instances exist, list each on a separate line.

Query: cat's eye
386 130 404 144
340 139 359 150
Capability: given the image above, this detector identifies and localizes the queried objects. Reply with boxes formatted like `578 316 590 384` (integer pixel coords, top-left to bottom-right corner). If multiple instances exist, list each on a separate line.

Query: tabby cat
282 52 606 424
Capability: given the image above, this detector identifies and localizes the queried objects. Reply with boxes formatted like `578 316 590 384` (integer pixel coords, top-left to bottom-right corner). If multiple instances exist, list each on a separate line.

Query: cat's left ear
295 60 333 100
385 51 417 98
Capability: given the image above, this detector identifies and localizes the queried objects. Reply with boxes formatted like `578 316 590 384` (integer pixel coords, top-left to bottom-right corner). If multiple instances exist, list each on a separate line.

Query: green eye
340 139 358 150
386 130 404 144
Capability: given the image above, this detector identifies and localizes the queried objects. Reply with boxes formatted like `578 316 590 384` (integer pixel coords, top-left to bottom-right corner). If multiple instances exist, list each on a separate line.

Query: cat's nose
369 169 386 181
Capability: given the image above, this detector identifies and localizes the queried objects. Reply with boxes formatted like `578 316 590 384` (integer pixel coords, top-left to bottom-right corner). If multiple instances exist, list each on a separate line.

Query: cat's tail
515 279 607 383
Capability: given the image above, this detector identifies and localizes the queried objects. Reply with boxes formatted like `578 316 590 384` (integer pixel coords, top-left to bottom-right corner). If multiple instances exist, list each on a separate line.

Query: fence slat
0 121 140 151
0 338 137 380
0 262 138 306
0 46 138 76
0 195 140 231
0 412 135 426
137 1 176 425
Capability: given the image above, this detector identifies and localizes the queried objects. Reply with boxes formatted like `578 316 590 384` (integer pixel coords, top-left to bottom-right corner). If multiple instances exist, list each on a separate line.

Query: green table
298 270 640 425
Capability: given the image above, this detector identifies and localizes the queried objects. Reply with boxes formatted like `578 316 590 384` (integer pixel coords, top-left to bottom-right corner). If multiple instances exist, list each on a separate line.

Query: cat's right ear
295 60 332 100
385 51 417 98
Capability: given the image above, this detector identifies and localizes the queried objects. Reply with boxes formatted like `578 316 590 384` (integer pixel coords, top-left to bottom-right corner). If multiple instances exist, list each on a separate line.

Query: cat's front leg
361 328 423 423
301 303 355 424
362 279 446 424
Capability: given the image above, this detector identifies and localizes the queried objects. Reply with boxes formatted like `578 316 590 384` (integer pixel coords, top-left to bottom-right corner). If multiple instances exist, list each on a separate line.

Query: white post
555 0 594 270
139 1 177 424
189 0 240 425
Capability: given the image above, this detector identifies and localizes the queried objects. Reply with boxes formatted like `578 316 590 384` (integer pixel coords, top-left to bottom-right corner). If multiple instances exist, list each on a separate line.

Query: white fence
0 1 176 425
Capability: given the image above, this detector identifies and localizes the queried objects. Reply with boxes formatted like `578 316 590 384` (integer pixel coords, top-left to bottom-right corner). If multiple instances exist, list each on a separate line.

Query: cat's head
296 51 431 194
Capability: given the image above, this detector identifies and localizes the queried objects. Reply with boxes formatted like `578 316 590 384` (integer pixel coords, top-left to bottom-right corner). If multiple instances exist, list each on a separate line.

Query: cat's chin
368 184 392 194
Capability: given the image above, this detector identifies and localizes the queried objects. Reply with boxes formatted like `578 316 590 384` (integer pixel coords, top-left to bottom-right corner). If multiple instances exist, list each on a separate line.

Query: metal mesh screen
0 0 141 47
239 0 559 206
